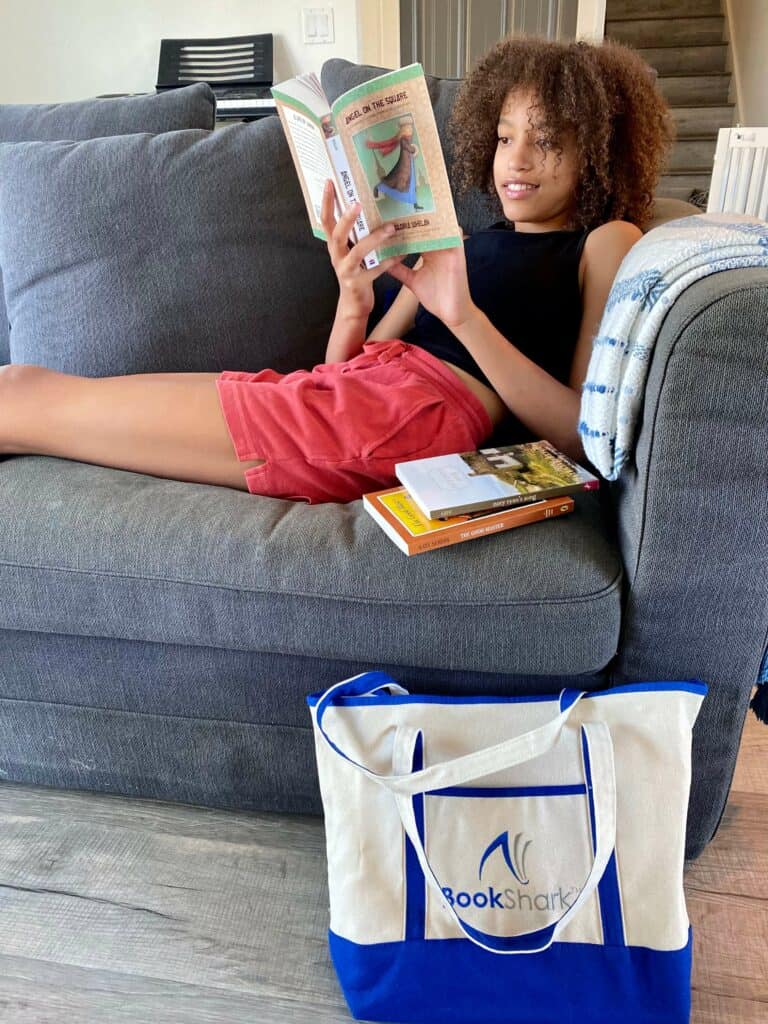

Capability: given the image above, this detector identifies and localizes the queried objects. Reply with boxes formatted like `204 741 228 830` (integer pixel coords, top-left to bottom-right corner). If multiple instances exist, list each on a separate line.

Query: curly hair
448 35 676 232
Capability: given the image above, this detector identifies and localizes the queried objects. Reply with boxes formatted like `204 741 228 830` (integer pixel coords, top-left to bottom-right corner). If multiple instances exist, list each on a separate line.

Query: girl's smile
493 88 580 233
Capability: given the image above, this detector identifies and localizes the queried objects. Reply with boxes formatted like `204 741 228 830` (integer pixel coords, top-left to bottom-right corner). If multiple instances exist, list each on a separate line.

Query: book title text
345 91 409 126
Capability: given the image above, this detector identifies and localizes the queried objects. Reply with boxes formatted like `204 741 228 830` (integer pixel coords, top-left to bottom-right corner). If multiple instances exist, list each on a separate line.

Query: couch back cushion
0 83 217 367
0 83 216 142
0 118 338 376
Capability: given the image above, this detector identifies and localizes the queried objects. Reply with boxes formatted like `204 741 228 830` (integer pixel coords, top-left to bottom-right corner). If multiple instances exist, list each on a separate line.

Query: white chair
707 126 768 219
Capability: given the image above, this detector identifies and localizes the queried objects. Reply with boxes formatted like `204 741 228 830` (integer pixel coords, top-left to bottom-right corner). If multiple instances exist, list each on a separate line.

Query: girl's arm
325 266 420 363
321 182 401 364
367 229 464 343
366 257 423 342
451 221 642 461
325 306 370 364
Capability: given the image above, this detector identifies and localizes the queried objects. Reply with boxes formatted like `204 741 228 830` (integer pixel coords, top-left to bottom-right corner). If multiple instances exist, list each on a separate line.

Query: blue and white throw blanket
578 212 768 482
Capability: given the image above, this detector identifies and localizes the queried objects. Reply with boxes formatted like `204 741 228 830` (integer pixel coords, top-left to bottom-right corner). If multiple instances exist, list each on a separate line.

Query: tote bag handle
315 673 587 797
390 721 616 955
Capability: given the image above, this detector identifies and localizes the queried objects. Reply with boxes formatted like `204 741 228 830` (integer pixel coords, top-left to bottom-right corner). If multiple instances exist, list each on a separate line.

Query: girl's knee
0 363 59 392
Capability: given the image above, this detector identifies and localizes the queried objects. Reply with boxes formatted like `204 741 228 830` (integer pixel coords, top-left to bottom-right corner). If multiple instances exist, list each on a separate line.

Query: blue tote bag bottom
329 928 693 1024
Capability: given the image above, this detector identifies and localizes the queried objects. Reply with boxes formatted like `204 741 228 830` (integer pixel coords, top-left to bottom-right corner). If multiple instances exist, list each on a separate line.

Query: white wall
575 0 605 43
356 0 400 69
0 0 359 104
725 0 768 125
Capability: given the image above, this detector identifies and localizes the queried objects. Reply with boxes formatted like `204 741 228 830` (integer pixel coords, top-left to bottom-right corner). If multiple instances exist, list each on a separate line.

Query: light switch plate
302 7 335 44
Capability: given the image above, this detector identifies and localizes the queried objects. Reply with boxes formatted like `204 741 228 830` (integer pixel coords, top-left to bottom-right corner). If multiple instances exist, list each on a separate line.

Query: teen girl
0 36 674 503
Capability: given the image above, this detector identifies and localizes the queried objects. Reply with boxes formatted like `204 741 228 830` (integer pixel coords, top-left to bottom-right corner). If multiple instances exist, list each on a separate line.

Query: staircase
604 0 736 209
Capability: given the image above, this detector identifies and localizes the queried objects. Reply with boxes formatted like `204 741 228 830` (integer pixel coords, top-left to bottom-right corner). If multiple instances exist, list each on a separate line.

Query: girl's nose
505 140 534 170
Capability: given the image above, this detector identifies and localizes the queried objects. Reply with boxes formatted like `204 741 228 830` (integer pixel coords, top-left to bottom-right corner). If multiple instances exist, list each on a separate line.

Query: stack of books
363 440 600 556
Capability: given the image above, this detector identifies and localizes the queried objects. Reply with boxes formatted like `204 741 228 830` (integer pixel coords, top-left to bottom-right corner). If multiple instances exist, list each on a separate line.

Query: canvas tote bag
307 671 708 1024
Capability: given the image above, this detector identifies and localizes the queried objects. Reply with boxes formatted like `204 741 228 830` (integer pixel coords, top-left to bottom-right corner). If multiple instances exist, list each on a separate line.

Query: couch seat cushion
0 457 622 675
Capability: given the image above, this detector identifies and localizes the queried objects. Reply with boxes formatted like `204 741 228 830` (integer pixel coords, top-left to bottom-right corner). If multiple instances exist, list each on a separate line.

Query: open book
271 64 462 267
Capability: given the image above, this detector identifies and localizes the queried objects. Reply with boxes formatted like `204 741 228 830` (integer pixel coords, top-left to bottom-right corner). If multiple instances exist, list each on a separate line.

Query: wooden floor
685 702 768 1023
0 707 765 1023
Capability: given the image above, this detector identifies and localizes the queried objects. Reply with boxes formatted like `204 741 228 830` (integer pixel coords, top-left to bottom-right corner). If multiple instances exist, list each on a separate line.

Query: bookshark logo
478 830 531 885
441 830 577 913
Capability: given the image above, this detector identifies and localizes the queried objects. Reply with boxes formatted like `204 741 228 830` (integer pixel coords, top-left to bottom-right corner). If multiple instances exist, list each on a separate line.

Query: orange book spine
362 497 565 555
405 498 574 554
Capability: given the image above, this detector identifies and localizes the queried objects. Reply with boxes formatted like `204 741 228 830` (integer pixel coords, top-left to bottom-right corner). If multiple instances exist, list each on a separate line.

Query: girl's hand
320 179 403 321
386 242 477 330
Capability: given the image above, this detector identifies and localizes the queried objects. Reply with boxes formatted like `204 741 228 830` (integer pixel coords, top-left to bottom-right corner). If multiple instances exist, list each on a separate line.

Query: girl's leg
0 365 265 491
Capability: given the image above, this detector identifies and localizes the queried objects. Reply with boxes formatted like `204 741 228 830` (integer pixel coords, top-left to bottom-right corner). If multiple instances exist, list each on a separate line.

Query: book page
272 72 330 120
331 63 462 258
272 75 338 240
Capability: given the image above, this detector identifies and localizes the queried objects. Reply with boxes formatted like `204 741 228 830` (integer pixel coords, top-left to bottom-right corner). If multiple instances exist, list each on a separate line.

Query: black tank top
402 220 588 392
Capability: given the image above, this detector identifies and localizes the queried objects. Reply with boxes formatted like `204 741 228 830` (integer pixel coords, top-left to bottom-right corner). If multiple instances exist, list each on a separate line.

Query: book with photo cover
395 440 600 520
271 63 461 269
363 486 575 556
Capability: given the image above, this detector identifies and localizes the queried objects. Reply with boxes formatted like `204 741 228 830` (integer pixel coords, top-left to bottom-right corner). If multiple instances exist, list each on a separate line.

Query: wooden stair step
638 44 728 76
666 137 719 172
671 105 735 138
606 16 725 49
608 0 721 18
658 172 713 200
658 74 732 106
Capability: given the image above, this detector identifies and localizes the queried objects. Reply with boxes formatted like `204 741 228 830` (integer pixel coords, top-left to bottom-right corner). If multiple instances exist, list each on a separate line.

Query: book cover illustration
354 112 433 216
395 440 600 520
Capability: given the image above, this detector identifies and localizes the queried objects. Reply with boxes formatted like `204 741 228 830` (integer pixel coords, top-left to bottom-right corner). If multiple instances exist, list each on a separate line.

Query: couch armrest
607 266 768 859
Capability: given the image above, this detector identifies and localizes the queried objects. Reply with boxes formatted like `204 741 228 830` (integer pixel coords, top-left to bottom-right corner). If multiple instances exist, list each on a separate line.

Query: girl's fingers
363 255 406 282
319 179 336 231
324 206 363 265
320 181 355 244
342 220 396 269
332 202 364 249
322 187 400 271
382 259 411 287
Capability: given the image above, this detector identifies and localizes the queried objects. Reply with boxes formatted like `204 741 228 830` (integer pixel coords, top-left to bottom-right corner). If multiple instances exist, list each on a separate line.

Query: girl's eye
497 135 554 149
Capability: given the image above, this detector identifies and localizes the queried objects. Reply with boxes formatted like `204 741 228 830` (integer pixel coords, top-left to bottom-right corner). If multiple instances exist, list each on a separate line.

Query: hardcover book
271 63 462 268
363 486 575 556
395 440 600 520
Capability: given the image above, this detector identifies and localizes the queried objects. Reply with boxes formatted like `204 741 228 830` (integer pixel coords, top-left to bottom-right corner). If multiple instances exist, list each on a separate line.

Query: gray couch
0 63 765 863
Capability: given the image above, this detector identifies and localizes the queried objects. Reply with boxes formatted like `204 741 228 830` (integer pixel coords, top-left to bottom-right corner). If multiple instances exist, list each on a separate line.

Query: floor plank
0 952 348 1024
0 796 339 1007
730 705 768 795
684 705 768 1022
690 991 768 1024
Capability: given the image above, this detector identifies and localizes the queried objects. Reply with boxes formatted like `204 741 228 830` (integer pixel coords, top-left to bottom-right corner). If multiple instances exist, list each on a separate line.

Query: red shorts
215 339 494 504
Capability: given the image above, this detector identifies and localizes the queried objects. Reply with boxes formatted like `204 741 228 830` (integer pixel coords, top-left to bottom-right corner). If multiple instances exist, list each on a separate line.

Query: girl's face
493 88 580 233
